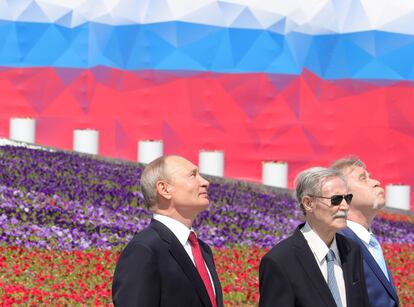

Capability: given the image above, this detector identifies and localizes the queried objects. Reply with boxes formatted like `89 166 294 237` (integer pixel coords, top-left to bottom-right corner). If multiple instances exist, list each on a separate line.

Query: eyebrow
190 168 198 175
359 170 370 178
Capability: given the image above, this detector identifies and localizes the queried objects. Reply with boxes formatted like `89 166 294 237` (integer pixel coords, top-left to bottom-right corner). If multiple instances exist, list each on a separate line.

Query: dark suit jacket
340 227 400 307
112 219 223 307
259 225 370 307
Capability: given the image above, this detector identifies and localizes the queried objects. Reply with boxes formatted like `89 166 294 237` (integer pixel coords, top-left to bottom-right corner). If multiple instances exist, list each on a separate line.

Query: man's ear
302 195 313 213
156 180 172 200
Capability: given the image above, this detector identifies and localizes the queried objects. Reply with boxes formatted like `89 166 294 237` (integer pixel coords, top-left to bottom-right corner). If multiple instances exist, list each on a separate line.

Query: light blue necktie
369 233 389 280
327 249 343 307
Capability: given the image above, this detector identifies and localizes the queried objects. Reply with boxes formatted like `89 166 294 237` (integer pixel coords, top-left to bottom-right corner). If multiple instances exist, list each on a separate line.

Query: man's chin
199 200 210 209
373 199 386 210
199 196 210 204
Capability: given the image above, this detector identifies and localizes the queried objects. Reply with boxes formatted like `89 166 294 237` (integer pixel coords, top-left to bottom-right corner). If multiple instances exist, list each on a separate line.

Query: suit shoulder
338 228 365 249
262 236 295 262
123 226 163 251
336 232 361 250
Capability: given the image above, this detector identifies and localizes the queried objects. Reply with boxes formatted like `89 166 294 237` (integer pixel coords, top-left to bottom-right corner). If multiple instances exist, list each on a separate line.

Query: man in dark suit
112 155 223 307
259 167 369 307
332 157 399 307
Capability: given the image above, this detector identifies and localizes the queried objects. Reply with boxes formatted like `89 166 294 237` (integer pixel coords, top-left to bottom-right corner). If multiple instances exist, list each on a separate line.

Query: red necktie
188 231 217 307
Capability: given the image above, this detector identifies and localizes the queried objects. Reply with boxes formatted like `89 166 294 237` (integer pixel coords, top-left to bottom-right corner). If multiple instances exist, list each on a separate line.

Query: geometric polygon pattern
1 0 414 34
2 0 414 208
1 21 414 80
0 67 413 209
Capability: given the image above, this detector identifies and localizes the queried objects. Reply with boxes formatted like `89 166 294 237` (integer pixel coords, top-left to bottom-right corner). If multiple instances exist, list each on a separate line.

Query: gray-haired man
259 167 369 307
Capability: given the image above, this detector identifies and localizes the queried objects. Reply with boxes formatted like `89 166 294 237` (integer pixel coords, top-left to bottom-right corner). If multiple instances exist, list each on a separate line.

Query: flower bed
0 145 413 306
1 182 413 250
0 246 114 306
0 244 412 306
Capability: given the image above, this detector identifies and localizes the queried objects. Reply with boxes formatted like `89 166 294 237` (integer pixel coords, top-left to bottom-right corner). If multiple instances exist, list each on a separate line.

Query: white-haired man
332 157 399 307
259 167 369 307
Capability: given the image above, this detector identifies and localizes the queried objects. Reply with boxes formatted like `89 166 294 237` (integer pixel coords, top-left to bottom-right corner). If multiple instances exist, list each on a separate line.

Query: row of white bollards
6 117 412 211
7 119 289 187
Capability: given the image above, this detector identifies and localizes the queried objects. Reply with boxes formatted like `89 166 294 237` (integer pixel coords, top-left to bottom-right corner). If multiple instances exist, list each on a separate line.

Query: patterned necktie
188 231 217 307
369 233 389 280
326 249 343 307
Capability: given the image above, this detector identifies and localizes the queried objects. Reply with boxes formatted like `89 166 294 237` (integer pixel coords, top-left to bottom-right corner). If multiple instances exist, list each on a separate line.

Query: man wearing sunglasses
332 157 399 307
259 167 369 307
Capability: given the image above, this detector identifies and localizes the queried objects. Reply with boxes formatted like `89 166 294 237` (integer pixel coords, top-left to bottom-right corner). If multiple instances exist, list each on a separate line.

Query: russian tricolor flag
1 0 413 208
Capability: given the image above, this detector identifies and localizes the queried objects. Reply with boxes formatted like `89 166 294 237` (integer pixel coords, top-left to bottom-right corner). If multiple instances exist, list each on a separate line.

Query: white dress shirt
301 222 347 307
153 214 215 295
347 220 384 267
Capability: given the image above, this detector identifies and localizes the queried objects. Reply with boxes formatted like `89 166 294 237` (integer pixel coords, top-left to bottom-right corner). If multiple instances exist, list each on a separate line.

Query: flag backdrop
0 0 413 208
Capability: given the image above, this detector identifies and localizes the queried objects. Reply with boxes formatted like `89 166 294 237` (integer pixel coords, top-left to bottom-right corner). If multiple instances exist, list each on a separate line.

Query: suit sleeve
259 255 295 307
112 242 160 307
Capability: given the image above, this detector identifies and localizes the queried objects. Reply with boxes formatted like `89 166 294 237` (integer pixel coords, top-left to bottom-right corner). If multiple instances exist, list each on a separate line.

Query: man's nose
339 198 350 209
371 177 381 187
199 175 209 187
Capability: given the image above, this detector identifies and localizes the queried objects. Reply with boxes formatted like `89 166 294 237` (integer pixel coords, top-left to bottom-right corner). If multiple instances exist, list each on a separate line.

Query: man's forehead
348 165 367 177
166 156 196 172
321 176 346 191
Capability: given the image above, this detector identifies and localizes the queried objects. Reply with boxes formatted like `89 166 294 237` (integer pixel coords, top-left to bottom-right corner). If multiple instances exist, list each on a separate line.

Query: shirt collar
347 220 371 244
153 214 192 246
301 222 340 263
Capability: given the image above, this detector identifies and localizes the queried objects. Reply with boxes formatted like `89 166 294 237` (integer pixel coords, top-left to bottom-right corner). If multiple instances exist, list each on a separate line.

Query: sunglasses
308 194 353 206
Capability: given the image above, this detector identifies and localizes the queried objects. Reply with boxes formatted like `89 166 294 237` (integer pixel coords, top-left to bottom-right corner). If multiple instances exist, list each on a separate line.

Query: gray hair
294 167 347 215
140 156 170 210
330 156 365 174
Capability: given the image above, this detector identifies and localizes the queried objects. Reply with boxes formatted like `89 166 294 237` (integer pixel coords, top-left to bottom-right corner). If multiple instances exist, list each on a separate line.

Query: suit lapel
361 240 399 301
292 228 337 307
336 233 354 305
341 227 399 302
150 220 212 307
386 266 398 295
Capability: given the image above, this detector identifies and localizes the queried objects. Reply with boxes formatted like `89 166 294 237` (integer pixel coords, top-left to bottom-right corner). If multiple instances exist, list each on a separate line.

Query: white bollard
386 184 411 211
73 129 99 155
262 161 288 188
199 150 224 177
9 118 36 143
138 140 163 164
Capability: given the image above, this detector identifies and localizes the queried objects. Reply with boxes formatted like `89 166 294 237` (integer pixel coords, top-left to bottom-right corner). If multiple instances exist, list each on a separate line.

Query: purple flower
0 145 413 251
